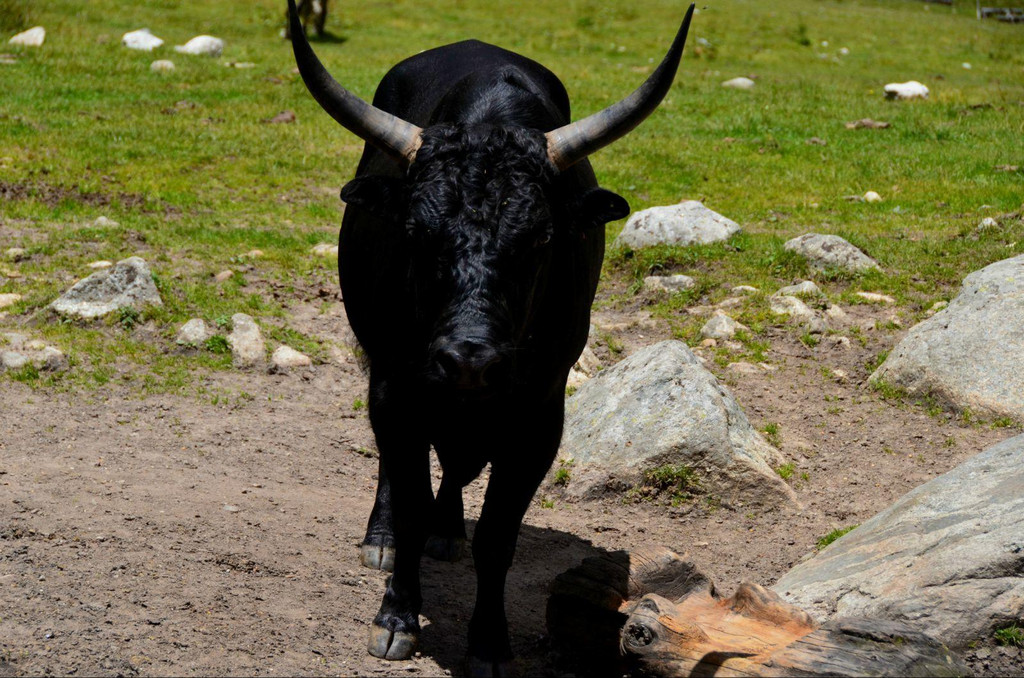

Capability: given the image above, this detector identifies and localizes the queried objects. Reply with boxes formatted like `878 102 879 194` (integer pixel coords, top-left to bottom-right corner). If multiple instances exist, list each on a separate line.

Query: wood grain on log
548 546 970 677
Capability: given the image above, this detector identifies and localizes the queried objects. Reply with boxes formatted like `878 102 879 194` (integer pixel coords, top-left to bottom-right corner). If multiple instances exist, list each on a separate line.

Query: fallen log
547 545 969 677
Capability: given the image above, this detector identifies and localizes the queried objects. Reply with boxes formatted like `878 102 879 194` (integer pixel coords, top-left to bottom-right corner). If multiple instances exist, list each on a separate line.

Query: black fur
335 40 628 671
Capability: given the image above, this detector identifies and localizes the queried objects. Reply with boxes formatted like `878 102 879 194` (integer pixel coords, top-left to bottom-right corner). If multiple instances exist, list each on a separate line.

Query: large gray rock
784 234 879 272
49 257 162 320
773 433 1024 647
614 201 741 249
870 254 1024 421
555 341 798 508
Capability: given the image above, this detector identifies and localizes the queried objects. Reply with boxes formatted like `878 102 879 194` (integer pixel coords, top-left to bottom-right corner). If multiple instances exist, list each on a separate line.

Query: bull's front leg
365 380 432 660
465 408 562 677
360 457 395 571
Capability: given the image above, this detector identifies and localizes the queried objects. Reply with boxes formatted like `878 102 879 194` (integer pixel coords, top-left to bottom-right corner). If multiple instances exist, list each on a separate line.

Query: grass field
1 0 1023 391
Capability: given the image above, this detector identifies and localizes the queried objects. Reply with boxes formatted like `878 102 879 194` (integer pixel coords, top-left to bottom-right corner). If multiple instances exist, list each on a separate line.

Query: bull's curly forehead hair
408 124 555 187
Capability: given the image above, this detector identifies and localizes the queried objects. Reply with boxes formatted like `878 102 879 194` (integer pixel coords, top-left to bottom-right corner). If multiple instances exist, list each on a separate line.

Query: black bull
288 1 694 673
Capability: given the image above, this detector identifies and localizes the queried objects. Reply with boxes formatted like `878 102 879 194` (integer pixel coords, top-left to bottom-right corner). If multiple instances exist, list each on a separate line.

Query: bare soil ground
1 286 1020 677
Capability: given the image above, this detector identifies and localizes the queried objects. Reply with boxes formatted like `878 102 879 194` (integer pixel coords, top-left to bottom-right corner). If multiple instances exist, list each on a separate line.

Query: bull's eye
535 233 552 248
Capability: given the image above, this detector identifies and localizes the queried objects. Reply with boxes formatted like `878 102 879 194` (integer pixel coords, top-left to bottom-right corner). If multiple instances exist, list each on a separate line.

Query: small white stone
1 350 28 369
150 59 175 72
978 217 999 230
24 339 45 351
33 346 67 372
732 285 759 295
700 338 717 348
311 243 339 256
93 216 119 228
176 319 210 345
727 362 760 375
831 368 849 382
643 274 695 293
228 313 265 368
88 260 113 269
884 81 929 100
574 345 602 378
174 35 224 57
776 281 822 298
856 292 895 304
827 336 852 350
962 62 972 70
722 76 755 90
245 249 264 258
864 191 883 203
926 300 948 317
271 345 312 369
839 47 850 56
8 27 45 47
224 61 255 69
223 504 240 513
4 247 27 261
770 295 817 322
0 293 22 309
214 270 234 282
701 312 746 340
123 28 164 51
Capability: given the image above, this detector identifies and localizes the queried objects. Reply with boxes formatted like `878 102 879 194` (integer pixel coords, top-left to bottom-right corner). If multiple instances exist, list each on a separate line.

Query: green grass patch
817 525 858 550
994 624 1024 648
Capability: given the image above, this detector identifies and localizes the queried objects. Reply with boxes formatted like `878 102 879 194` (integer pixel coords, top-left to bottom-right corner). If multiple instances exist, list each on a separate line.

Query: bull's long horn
545 3 695 171
288 0 422 164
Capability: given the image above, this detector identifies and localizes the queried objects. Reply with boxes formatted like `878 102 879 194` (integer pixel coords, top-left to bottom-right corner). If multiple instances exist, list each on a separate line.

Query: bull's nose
433 339 504 390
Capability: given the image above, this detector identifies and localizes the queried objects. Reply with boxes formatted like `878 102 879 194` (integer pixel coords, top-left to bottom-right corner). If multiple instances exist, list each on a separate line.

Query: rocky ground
1 278 1021 677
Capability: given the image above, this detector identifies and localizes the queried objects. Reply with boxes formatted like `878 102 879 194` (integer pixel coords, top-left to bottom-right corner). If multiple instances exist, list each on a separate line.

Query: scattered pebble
727 362 760 375
701 312 746 340
123 28 164 51
175 319 210 345
962 62 972 70
271 345 312 370
8 26 45 47
776 281 822 298
845 118 890 130
224 61 256 69
311 243 339 257
223 504 240 513
150 59 175 72
88 260 113 269
826 336 852 350
4 247 27 261
227 313 265 368
0 293 22 309
93 216 119 228
864 191 883 203
806 137 827 146
884 81 929 100
214 270 234 283
855 292 895 304
926 300 948 316
245 249 264 258
265 110 296 124
732 285 759 295
174 35 224 57
722 76 755 90
643 274 695 294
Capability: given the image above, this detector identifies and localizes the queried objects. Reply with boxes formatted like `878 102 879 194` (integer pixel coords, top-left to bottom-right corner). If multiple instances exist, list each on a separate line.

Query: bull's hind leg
424 474 467 562
360 457 395 571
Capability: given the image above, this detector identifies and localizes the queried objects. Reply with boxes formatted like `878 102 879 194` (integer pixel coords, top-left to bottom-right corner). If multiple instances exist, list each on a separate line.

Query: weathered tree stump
547 546 969 677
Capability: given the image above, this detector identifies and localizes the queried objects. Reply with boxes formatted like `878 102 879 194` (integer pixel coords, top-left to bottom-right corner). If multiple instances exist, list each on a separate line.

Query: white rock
175 318 210 345
567 346 602 390
227 313 264 368
24 339 45 351
8 27 45 47
88 260 113 269
727 362 760 375
643 274 695 293
855 292 895 304
884 81 929 100
4 247 27 261
978 217 999 231
839 47 850 56
615 201 741 249
33 346 67 371
701 312 746 340
770 295 817 323
49 257 162 320
214 270 234 282
962 62 972 70
174 35 224 57
311 243 339 256
271 345 312 370
122 28 164 51
826 336 852 350
150 59 175 72
864 191 883 203
0 293 22 309
784 233 880 272
776 280 822 298
722 76 755 90
1 350 28 370
825 305 848 323
732 285 759 295
556 341 798 507
92 216 119 228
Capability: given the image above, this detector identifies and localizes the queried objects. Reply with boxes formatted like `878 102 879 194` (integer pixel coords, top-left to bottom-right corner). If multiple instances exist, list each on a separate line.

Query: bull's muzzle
431 337 508 392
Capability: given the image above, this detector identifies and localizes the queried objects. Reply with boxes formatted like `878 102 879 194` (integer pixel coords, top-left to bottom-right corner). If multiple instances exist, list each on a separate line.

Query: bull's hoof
360 544 396 571
424 535 465 562
465 655 516 678
368 623 418 660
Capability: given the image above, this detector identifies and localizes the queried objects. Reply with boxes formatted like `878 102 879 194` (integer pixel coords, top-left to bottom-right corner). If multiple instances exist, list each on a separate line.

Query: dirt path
1 296 1017 676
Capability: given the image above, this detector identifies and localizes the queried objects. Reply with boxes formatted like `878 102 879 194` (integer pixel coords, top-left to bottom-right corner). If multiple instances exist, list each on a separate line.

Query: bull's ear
579 188 630 226
340 176 406 217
